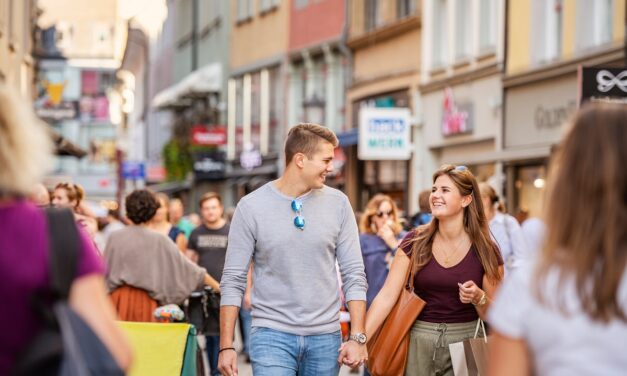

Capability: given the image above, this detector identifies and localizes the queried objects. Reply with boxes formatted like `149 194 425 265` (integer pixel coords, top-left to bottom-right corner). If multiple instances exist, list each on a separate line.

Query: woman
479 183 529 275
0 84 131 373
52 182 99 240
488 103 627 375
105 189 220 322
365 165 503 375
149 193 187 253
359 194 405 308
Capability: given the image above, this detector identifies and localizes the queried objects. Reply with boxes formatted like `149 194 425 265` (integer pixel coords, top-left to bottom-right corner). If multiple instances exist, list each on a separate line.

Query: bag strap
473 319 487 343
45 208 80 300
404 259 415 292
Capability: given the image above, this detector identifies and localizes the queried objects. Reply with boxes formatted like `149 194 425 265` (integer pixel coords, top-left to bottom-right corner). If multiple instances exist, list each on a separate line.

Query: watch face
357 333 367 344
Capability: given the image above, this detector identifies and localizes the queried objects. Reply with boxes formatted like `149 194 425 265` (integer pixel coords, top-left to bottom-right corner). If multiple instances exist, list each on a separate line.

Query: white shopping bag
449 340 469 376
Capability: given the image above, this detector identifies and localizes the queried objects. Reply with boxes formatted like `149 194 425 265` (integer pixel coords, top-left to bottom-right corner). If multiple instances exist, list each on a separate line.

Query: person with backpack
0 84 132 374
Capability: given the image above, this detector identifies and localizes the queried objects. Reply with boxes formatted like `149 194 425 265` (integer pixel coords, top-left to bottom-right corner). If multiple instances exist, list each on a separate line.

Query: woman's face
372 200 394 231
52 188 74 208
430 175 470 220
481 195 494 218
153 199 167 222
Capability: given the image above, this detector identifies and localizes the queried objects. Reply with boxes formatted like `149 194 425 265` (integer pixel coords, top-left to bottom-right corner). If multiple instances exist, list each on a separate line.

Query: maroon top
0 200 105 375
401 231 503 323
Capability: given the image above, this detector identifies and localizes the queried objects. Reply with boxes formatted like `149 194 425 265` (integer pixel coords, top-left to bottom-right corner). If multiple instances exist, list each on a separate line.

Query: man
188 192 230 376
169 198 196 238
407 189 432 229
219 123 368 376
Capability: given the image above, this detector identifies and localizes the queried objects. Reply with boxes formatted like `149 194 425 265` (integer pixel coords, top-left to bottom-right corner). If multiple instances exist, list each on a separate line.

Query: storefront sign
505 74 578 148
358 108 411 160
579 66 627 105
35 102 78 121
240 143 263 171
122 161 145 180
442 87 473 136
191 125 227 146
534 101 577 129
193 151 226 180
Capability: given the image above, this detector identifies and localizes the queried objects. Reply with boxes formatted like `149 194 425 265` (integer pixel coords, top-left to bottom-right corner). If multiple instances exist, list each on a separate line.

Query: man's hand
218 348 238 376
337 341 368 369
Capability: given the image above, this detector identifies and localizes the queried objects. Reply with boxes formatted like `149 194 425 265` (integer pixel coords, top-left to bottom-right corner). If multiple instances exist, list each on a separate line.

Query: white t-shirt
489 212 529 275
488 264 627 376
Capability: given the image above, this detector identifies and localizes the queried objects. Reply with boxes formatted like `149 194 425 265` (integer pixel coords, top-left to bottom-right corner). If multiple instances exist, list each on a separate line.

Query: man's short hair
418 189 431 212
284 123 338 166
199 192 222 208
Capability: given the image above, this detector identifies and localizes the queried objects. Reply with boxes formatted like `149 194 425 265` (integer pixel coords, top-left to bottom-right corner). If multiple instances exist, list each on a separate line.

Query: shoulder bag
366 261 426 376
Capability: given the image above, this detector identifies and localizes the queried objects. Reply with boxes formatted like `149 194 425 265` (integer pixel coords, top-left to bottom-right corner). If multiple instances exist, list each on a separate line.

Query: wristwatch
473 292 487 307
349 332 367 345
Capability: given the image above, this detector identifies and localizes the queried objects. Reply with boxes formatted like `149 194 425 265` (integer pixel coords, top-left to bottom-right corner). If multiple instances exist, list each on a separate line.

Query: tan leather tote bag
366 264 426 376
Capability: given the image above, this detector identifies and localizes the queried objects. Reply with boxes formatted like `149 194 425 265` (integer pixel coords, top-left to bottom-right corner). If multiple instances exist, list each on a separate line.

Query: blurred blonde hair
359 194 402 235
0 85 53 196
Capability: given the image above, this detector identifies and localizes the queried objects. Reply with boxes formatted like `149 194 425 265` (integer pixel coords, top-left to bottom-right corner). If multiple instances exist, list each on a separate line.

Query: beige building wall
507 0 625 75
37 0 127 62
230 1 289 70
0 0 37 98
352 28 421 84
505 0 531 75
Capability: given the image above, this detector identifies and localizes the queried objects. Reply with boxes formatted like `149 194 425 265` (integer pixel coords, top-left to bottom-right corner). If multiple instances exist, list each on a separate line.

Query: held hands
218 348 238 376
337 341 368 369
458 281 483 305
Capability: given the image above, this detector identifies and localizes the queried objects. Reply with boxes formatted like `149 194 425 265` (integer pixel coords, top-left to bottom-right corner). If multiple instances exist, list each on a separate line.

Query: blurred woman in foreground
488 103 627 375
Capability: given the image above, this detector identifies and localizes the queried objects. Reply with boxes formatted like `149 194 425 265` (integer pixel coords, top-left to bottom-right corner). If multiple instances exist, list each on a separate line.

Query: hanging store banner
442 87 474 136
358 107 412 160
191 125 228 146
579 66 627 105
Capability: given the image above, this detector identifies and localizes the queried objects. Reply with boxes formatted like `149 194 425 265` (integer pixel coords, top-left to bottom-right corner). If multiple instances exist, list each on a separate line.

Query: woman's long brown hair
405 165 502 284
536 103 627 323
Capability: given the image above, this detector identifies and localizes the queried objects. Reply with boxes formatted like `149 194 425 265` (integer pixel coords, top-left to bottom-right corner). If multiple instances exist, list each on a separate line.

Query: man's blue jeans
205 335 220 376
250 327 342 376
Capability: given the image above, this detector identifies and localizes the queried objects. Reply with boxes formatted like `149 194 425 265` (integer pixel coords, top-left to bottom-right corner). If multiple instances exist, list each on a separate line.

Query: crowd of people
1 79 626 376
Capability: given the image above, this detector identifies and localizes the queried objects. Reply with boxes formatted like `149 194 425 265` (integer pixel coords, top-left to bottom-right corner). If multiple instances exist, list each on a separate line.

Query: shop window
514 165 547 219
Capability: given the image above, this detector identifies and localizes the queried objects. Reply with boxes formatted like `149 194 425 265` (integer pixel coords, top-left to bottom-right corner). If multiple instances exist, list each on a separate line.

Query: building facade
287 0 349 191
346 0 422 213
226 0 289 204
419 0 506 195
150 0 231 207
35 0 129 202
0 0 37 98
502 0 626 217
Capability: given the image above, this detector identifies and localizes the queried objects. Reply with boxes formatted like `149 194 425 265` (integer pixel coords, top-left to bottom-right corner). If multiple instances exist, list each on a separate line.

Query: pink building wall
288 0 345 52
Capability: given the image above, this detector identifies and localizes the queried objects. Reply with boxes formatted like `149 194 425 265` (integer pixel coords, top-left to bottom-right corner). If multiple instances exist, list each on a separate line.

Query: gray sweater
221 182 367 336
105 226 206 305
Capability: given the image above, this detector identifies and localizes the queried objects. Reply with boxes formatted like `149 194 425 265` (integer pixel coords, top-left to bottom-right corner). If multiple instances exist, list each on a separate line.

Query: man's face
169 201 183 222
200 198 223 225
301 141 335 189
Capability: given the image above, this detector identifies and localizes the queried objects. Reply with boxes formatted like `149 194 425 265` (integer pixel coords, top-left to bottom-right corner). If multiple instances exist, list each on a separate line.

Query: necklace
436 234 466 265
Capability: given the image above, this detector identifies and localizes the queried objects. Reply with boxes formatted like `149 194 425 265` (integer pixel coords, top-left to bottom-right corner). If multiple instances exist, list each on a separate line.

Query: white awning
152 63 222 109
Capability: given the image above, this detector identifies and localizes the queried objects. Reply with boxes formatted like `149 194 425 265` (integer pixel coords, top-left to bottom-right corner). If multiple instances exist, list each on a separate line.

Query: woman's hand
458 280 483 305
377 223 398 249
